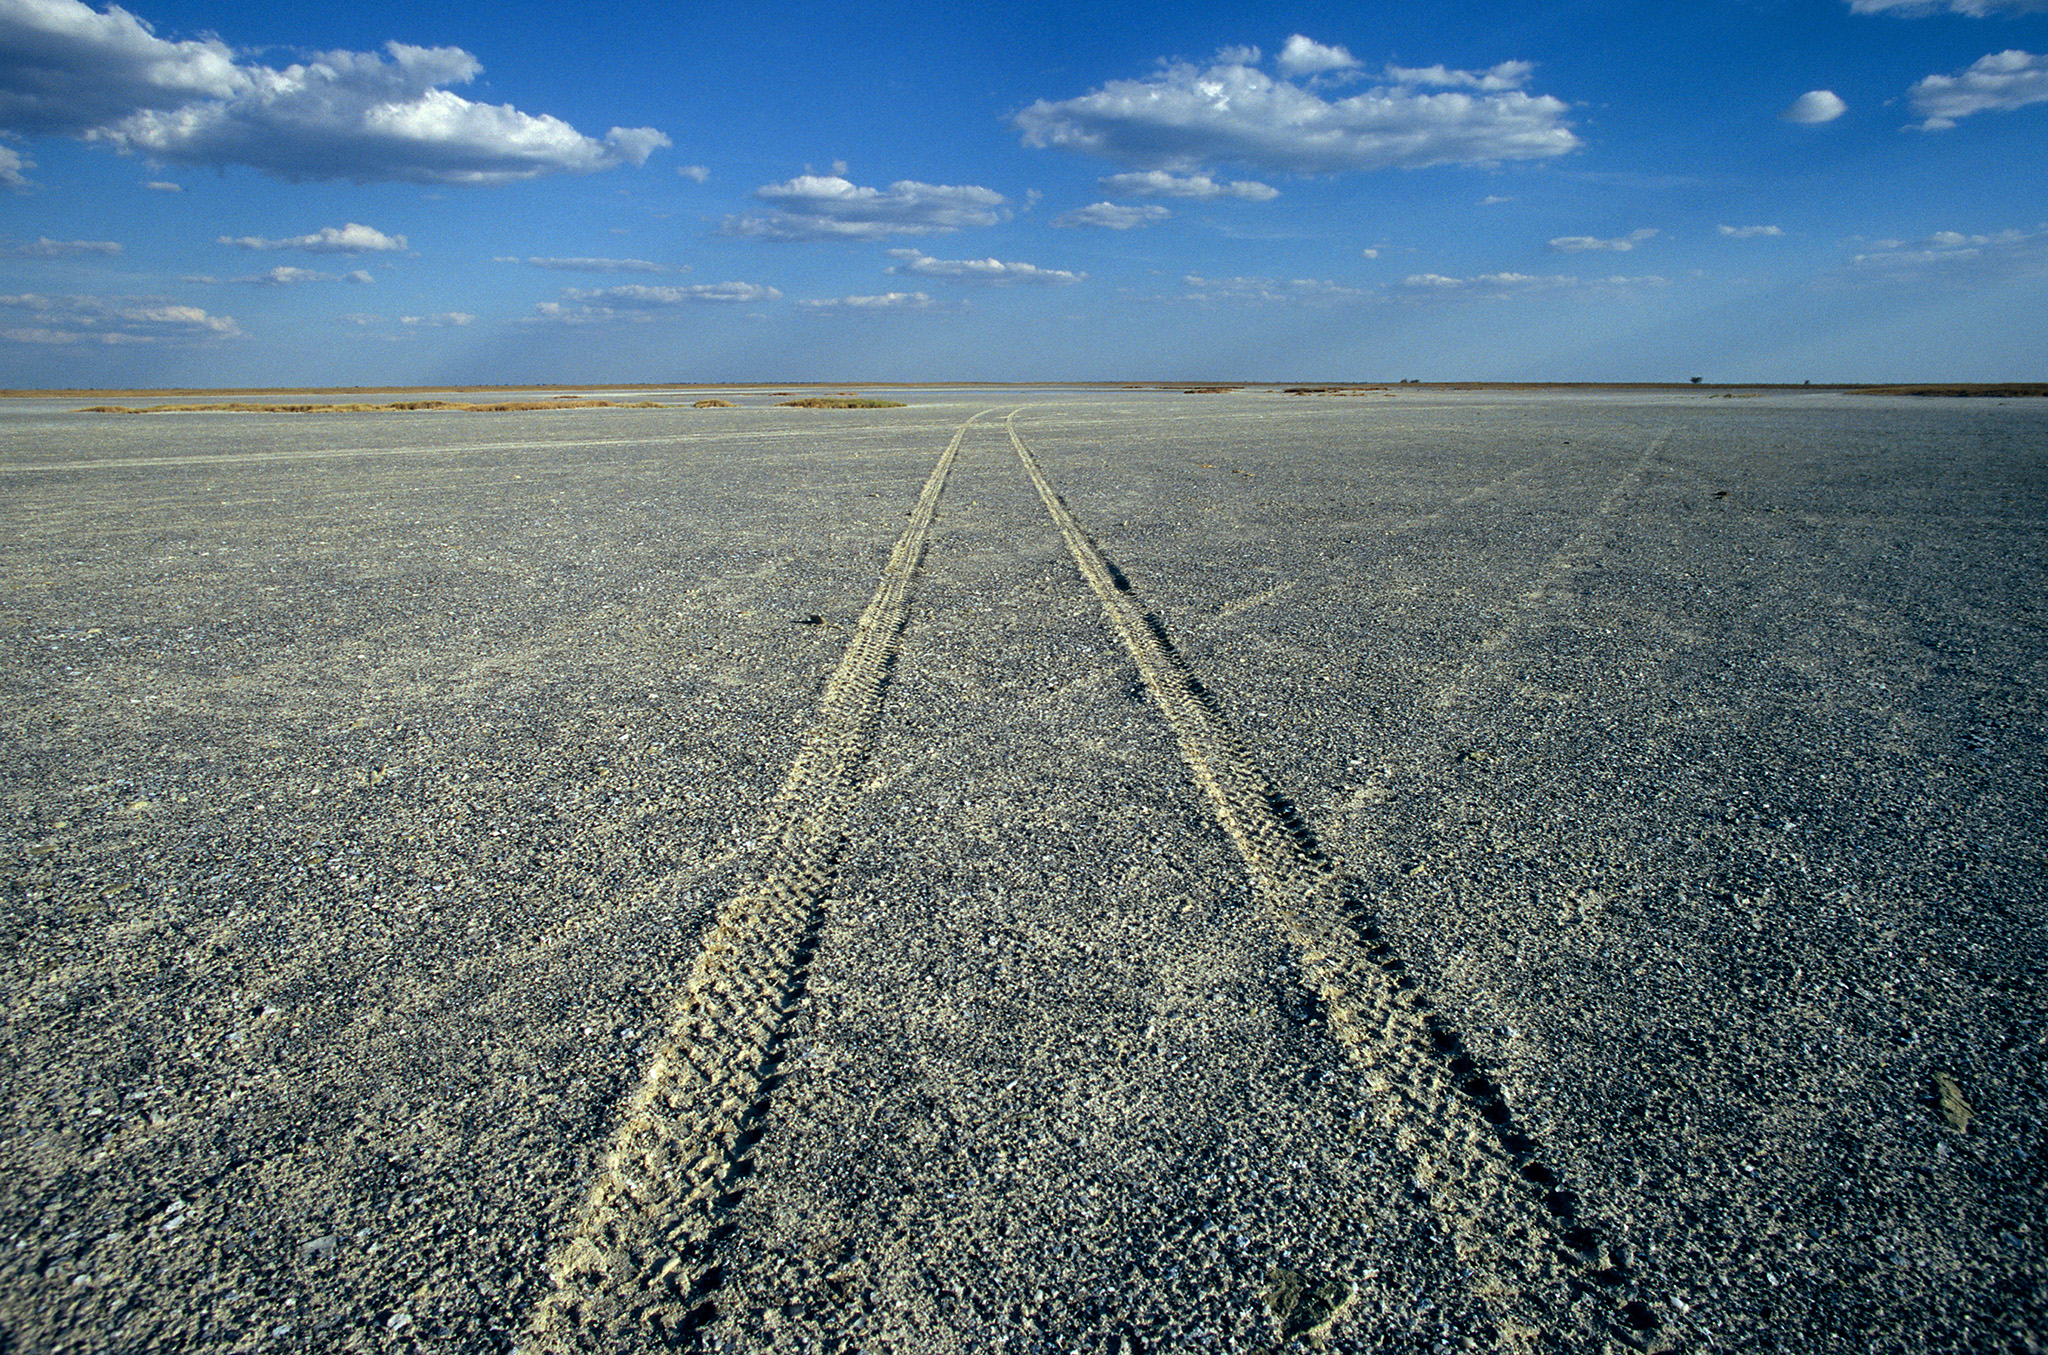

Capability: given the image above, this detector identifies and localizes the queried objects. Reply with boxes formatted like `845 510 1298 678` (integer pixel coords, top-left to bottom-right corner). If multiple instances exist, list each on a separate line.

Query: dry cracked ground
1 387 2043 1354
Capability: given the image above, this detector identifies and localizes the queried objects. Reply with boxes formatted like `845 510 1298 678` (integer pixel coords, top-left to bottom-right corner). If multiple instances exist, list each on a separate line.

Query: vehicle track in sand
526 412 986 1352
1004 413 1667 1352
1428 430 1670 711
528 409 1668 1352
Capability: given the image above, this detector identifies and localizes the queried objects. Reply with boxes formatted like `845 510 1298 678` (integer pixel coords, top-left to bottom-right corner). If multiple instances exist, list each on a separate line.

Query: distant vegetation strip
77 396 918 412
1852 384 2047 398
76 399 674 413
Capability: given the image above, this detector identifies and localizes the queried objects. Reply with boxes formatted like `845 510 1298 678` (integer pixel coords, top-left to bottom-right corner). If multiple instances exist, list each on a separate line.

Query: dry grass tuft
776 397 908 409
692 398 738 408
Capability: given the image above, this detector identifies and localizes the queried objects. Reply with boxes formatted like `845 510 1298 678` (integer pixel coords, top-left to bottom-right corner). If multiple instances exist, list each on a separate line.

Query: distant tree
1691 376 1703 384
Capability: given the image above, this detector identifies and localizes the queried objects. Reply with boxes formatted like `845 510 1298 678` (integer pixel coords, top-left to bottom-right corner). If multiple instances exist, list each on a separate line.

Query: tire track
1431 430 1670 709
1005 414 1666 1352
525 412 985 1352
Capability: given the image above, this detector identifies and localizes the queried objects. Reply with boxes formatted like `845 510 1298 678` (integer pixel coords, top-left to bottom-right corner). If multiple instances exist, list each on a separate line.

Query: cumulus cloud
1050 201 1172 229
1548 228 1658 252
1385 61 1535 91
399 311 473 327
0 0 668 183
219 222 407 253
1 143 30 187
1908 49 2048 128
797 292 939 311
1 234 119 255
1719 224 1784 238
1276 35 1359 76
1016 46 1576 176
0 289 238 343
1098 169 1278 200
676 163 709 182
885 248 1082 285
1181 273 1368 303
503 255 670 273
724 174 1007 240
1851 0 2048 14
1783 90 1848 123
0 0 242 135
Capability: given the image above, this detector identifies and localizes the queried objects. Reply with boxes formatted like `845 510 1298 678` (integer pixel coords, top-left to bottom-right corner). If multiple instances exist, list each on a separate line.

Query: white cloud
676 163 709 182
885 248 1082 285
1480 194 1515 205
219 222 407 253
1907 49 2048 128
399 311 472 327
535 281 782 321
1098 169 1278 200
1548 228 1658 252
142 178 179 190
565 282 779 305
0 0 668 183
1783 90 1848 123
797 292 938 310
0 0 244 136
196 263 369 285
1050 201 1172 229
1851 0 2048 14
1395 271 1666 298
1850 225 2048 274
1181 273 1368 303
221 264 369 284
1719 224 1784 238
1361 247 1379 258
1 235 120 255
510 256 670 273
248 265 331 284
0 289 239 342
1 143 30 187
1385 61 1535 91
1016 48 1576 175
725 174 1007 240
1276 35 1359 76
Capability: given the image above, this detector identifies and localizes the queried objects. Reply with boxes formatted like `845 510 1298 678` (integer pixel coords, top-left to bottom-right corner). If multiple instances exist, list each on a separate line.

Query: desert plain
1 385 2042 1353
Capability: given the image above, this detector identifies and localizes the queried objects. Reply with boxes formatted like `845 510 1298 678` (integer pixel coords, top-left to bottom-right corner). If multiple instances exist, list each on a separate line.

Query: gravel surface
1 388 2041 1353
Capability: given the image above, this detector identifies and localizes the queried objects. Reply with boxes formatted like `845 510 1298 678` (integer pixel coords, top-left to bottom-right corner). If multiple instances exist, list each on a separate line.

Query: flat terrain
1 388 2042 1354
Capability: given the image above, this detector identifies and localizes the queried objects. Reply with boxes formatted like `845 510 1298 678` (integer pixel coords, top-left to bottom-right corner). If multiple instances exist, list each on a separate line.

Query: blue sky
3 0 2045 385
